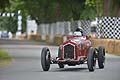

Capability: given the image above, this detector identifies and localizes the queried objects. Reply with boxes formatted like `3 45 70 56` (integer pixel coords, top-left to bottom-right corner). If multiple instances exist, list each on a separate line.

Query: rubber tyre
98 46 105 69
58 47 64 68
41 47 51 71
87 47 96 72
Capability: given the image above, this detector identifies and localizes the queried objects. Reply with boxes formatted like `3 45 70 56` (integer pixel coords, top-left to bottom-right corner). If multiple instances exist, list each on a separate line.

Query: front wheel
98 46 105 69
41 47 51 71
87 47 96 72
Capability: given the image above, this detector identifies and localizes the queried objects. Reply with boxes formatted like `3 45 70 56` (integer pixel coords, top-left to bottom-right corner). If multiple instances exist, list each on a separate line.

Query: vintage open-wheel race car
41 34 105 72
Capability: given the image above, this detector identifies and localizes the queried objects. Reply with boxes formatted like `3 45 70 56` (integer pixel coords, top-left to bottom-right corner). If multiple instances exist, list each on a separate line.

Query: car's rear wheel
58 47 64 68
87 47 96 72
41 47 51 71
98 46 105 69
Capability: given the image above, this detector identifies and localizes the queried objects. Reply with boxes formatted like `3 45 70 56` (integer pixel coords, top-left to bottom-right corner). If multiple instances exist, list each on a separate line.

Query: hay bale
35 34 41 41
27 34 34 40
91 39 112 53
46 35 50 44
27 34 41 41
91 39 120 55
106 39 115 54
91 39 107 48
18 35 25 40
114 40 120 55
54 35 63 45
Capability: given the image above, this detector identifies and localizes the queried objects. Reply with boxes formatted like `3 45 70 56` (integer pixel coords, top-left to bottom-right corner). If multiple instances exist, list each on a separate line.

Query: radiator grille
64 44 74 59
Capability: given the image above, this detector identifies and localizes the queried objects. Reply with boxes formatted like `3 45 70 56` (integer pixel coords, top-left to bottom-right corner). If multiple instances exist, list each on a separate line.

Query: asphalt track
0 39 120 80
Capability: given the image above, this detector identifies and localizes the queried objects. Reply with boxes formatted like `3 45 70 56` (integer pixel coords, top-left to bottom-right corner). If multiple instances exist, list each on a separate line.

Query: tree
58 0 85 20
5 0 27 33
0 0 10 11
22 0 86 23
0 16 17 33
103 0 120 16
110 0 120 16
1 0 98 24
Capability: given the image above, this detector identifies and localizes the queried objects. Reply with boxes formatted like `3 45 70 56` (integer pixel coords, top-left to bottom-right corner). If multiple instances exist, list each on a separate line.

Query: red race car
41 31 105 72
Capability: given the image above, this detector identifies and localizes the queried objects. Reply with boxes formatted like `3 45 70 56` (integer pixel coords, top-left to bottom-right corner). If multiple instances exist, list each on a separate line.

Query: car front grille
64 44 74 59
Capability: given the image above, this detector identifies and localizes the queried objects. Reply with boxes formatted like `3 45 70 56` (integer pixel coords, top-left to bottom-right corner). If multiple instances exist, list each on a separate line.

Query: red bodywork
58 35 92 65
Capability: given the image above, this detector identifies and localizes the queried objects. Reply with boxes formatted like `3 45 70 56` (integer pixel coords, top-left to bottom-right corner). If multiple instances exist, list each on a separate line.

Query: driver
74 27 84 36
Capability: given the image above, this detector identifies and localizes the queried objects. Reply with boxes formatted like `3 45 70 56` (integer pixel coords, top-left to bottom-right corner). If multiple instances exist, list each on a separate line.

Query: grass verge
0 49 12 67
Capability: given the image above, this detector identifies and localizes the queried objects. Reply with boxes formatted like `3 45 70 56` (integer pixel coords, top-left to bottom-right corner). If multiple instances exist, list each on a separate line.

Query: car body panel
58 35 92 65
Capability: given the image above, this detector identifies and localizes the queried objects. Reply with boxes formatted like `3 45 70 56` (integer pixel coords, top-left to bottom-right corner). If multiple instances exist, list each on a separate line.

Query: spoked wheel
98 46 105 69
58 47 64 68
41 47 51 71
87 47 96 72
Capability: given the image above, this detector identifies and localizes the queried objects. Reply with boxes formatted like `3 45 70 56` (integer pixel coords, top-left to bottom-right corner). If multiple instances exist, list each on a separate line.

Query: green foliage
96 0 103 17
85 0 103 17
7 0 27 33
4 0 25 12
80 6 96 20
85 0 96 7
0 0 104 32
0 16 17 33
0 0 98 22
23 0 86 23
0 0 10 11
23 0 59 23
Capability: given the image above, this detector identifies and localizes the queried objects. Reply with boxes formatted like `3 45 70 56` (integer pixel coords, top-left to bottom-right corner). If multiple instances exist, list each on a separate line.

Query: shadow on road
38 67 90 72
54 67 88 72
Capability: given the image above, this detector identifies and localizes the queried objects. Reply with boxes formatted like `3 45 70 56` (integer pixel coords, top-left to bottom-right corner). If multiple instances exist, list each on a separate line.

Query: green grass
0 49 12 60
0 49 12 67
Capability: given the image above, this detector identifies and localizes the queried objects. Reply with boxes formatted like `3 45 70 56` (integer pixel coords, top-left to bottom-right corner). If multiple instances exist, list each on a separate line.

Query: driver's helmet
74 27 83 36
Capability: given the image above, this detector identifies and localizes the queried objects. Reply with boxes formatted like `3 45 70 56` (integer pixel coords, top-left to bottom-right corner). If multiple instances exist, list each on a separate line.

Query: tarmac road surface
0 39 120 80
